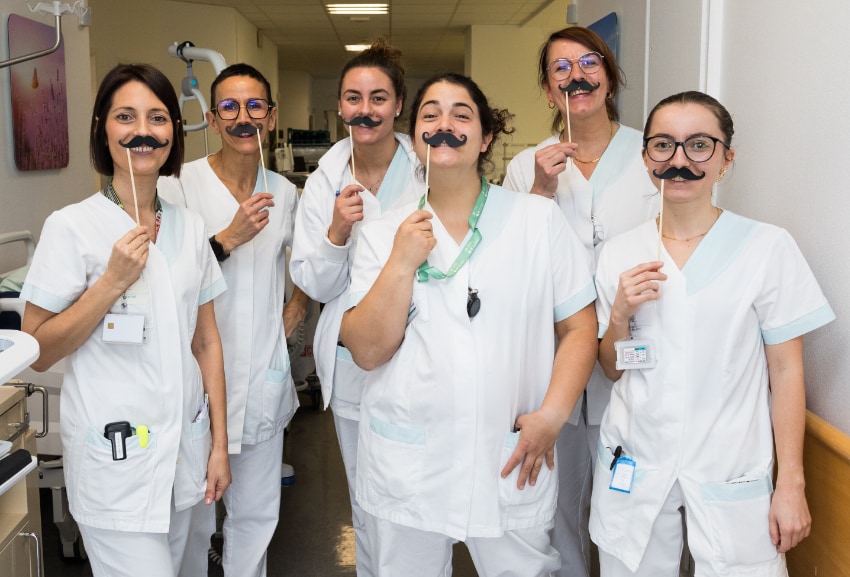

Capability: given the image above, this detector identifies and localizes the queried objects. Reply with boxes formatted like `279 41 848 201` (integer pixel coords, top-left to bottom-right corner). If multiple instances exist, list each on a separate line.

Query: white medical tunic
22 193 225 532
347 185 597 540
290 133 423 420
591 212 834 572
503 126 658 424
159 159 298 453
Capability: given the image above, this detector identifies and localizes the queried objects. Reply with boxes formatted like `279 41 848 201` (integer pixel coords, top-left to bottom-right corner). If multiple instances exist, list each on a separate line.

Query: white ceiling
177 0 556 78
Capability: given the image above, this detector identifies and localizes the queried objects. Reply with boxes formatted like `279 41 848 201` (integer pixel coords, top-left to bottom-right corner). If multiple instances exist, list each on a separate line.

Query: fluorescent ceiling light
345 44 371 52
327 4 388 15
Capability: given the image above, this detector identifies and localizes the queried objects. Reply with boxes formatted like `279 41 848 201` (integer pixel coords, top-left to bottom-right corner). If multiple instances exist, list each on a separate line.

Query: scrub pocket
262 367 293 423
364 417 425 503
408 282 430 324
190 413 211 487
77 427 156 517
498 431 557 513
700 473 778 567
333 346 367 406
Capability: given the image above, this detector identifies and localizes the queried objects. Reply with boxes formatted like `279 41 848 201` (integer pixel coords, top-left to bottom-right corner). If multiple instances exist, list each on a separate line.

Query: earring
395 111 400 117
337 111 341 116
547 101 556 110
716 168 727 183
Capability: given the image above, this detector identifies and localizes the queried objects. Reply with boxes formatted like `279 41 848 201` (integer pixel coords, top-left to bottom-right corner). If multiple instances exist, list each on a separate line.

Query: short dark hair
643 91 735 146
337 37 407 106
210 63 274 106
408 73 514 176
90 63 184 177
538 27 624 131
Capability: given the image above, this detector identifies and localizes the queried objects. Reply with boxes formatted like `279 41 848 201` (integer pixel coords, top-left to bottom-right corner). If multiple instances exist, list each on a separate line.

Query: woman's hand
204 446 232 505
328 184 365 246
387 209 436 275
101 226 151 292
769 478 811 552
500 405 563 489
530 142 578 198
217 193 275 253
609 261 666 327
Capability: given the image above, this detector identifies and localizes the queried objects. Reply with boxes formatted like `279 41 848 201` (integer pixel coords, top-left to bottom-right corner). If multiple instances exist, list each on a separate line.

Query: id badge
123 276 150 307
614 337 657 370
103 313 145 344
609 457 636 493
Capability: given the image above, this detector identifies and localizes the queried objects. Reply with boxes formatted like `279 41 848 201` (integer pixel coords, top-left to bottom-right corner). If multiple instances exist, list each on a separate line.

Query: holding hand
387 210 436 275
609 261 667 326
102 226 151 292
531 141 579 198
329 184 365 246
221 192 275 251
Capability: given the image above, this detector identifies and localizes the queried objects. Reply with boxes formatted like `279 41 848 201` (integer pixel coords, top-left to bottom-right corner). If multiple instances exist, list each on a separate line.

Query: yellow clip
136 425 149 448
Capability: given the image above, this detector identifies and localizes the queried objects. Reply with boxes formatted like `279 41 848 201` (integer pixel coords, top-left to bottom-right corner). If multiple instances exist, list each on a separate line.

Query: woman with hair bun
290 37 423 575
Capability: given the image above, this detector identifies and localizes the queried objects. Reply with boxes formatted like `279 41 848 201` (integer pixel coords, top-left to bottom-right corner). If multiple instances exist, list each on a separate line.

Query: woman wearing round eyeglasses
503 26 659 577
591 91 833 577
159 63 305 577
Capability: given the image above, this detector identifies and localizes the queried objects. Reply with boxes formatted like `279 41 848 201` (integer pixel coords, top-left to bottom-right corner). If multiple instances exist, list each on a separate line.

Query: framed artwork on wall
7 14 70 171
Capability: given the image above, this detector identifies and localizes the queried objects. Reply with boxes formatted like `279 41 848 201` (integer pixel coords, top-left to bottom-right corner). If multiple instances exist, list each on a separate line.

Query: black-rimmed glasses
214 98 274 120
546 52 604 82
643 135 729 163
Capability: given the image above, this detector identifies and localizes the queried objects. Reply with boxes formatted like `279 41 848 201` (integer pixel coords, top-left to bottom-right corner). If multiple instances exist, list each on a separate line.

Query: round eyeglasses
214 98 274 120
643 135 730 163
546 52 604 82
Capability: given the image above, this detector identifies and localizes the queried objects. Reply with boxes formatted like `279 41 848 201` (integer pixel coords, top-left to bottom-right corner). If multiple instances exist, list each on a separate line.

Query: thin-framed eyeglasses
546 52 604 82
643 135 730 163
214 98 275 120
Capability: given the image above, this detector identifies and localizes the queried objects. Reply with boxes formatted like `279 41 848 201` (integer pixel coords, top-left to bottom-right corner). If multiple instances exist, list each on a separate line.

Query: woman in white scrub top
502 28 658 577
21 64 230 577
591 91 834 577
340 72 599 577
290 37 422 576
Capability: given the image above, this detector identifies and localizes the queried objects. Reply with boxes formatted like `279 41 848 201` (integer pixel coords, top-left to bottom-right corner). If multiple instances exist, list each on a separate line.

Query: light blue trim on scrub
762 303 836 345
683 212 755 296
597 323 608 340
589 127 639 196
376 143 412 212
157 201 182 266
346 290 366 311
336 343 354 361
370 416 426 446
700 474 773 502
200 277 227 306
20 283 71 314
554 282 597 322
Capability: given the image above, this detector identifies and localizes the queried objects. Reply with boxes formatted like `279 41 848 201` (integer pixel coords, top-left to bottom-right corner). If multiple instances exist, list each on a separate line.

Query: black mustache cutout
225 124 261 137
653 167 705 181
344 115 382 127
422 132 468 147
558 79 601 94
119 135 170 149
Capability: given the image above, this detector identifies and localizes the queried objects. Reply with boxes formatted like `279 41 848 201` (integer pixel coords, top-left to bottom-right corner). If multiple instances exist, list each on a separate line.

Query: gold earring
547 101 556 110
716 168 727 183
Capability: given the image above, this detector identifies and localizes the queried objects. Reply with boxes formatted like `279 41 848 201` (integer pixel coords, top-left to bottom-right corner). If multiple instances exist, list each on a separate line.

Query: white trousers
176 498 216 577
551 405 598 577
80 502 193 577
222 430 285 577
333 410 376 577
364 512 560 577
599 481 787 577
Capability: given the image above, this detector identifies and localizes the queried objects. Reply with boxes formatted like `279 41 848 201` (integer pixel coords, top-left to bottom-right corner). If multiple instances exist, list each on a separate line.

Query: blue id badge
609 457 636 493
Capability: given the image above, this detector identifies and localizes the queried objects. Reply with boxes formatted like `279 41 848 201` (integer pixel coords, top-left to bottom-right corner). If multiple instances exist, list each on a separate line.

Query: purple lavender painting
8 14 70 171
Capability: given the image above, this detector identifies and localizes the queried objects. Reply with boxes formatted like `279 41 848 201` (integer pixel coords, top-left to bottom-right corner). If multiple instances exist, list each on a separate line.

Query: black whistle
104 421 133 461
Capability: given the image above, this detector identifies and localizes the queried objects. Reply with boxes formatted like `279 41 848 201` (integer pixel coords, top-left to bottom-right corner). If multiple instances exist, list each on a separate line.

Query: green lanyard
417 178 489 283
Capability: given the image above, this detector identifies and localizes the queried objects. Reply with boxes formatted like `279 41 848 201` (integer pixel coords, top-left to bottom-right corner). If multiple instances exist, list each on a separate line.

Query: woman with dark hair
503 27 658 577
591 91 833 576
339 72 598 576
21 63 230 577
290 37 423 576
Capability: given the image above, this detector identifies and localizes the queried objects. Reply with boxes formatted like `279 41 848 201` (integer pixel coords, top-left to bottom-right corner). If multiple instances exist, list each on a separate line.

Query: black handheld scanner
104 421 133 461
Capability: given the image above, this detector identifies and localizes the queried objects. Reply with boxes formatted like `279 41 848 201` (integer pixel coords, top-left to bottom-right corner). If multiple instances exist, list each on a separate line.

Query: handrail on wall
0 1 89 70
